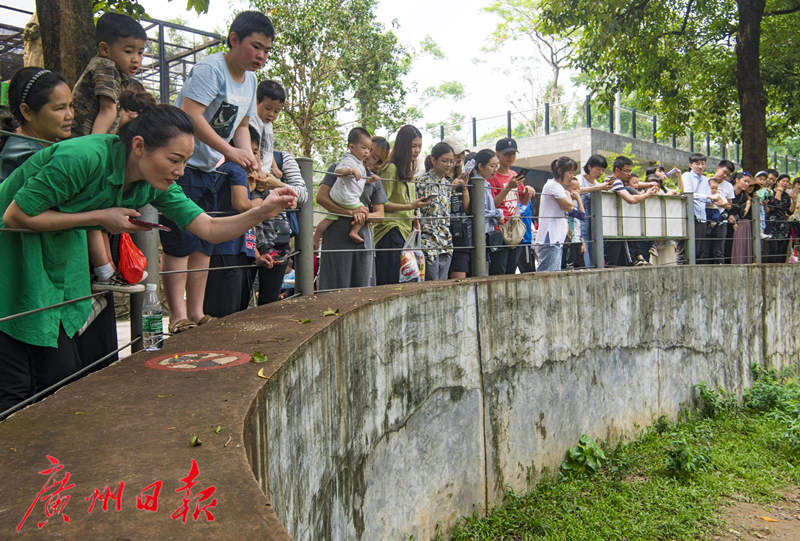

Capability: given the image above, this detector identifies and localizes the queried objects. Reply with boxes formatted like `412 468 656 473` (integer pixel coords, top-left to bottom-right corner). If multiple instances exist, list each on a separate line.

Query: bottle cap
145 283 156 291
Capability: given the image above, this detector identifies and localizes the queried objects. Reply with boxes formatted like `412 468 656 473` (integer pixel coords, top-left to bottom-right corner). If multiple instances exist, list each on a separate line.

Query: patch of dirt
714 487 800 540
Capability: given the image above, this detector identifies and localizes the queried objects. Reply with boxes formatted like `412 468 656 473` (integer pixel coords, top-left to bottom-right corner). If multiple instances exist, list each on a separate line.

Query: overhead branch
764 3 800 16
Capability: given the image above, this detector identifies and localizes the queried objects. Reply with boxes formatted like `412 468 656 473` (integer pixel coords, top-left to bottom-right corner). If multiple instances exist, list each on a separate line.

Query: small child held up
71 12 148 292
314 127 378 245
250 79 286 181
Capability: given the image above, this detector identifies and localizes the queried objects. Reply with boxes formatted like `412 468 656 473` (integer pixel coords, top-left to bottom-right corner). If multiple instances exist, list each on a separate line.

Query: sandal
195 315 216 326
169 319 197 334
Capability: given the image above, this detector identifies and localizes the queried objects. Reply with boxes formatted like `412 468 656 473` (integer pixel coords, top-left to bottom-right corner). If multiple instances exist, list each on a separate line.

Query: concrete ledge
0 266 797 539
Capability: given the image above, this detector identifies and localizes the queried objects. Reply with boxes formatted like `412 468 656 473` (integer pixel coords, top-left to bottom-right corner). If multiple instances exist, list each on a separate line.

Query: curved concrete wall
244 265 799 540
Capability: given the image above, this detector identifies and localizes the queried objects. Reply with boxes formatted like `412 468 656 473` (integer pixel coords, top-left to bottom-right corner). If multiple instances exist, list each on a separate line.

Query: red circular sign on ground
145 350 251 372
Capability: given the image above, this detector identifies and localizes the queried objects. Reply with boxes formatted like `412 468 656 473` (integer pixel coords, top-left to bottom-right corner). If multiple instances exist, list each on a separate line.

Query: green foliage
664 439 711 479
537 0 800 168
252 0 410 161
693 382 737 418
449 368 800 540
560 434 607 476
91 0 209 17
419 35 445 60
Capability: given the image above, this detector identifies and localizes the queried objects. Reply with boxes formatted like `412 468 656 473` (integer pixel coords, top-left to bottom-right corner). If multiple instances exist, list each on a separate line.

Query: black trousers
704 223 727 264
489 244 522 275
375 228 405 285
203 254 255 318
517 245 536 273
256 261 289 305
0 327 81 414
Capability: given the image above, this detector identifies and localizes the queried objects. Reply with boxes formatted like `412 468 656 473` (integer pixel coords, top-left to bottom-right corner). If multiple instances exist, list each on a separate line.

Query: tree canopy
251 0 410 161
537 0 800 171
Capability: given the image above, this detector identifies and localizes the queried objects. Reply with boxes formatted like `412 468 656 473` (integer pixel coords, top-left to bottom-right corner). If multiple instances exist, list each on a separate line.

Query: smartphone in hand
129 218 172 232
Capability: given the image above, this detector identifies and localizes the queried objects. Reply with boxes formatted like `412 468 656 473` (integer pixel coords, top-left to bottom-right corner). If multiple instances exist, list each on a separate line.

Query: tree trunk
735 0 768 172
35 0 95 87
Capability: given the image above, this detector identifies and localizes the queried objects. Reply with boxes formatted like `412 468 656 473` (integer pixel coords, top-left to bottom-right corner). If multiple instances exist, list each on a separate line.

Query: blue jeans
535 243 564 272
580 217 593 268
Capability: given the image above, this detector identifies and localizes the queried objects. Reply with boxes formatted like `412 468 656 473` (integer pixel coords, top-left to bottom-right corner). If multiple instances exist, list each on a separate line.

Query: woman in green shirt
0 104 297 413
373 124 429 285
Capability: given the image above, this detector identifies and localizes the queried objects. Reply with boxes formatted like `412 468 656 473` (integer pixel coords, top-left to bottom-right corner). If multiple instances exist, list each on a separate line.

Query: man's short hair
717 159 735 173
228 11 275 47
256 80 286 104
347 126 371 145
613 156 633 171
689 153 707 164
96 12 147 46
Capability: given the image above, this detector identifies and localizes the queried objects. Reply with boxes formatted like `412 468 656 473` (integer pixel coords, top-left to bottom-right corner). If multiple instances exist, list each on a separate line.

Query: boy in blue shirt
160 11 275 334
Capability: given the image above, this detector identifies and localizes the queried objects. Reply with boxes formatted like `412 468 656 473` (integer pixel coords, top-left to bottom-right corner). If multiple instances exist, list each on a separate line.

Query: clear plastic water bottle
142 283 163 351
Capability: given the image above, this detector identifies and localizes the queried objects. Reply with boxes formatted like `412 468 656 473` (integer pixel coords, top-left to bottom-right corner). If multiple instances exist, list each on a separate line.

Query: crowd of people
1 9 799 413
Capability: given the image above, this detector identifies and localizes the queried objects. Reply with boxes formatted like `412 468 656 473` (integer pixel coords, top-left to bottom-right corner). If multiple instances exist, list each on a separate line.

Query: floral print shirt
416 169 453 258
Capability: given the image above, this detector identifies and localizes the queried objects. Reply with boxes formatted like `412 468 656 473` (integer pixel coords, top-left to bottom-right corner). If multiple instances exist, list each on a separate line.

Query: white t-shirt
249 114 274 173
535 178 570 246
718 180 735 202
329 152 367 208
175 52 258 172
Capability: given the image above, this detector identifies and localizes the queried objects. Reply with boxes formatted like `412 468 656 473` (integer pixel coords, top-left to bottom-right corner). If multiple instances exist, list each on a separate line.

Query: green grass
447 365 800 541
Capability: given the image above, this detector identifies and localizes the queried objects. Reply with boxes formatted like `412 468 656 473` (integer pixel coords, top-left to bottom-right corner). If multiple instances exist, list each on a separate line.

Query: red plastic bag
119 233 147 284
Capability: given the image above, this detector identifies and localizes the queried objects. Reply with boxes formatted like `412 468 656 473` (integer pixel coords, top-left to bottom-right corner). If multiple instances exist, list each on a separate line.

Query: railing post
672 134 676 149
158 23 169 104
773 151 777 168
544 102 550 135
631 107 637 139
591 191 605 269
470 175 487 277
785 154 789 174
684 193 696 265
722 141 726 160
439 125 444 141
705 134 711 157
506 111 512 138
131 204 159 353
608 104 614 133
752 199 762 264
689 130 694 152
585 95 592 128
471 117 477 147
736 142 740 164
652 115 657 144
295 157 315 296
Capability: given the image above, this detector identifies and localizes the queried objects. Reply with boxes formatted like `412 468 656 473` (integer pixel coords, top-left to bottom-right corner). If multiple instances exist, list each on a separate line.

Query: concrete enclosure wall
244 266 799 540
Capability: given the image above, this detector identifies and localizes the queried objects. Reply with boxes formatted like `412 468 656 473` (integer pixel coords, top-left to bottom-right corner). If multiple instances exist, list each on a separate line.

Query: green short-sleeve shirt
0 135 203 347
373 163 416 244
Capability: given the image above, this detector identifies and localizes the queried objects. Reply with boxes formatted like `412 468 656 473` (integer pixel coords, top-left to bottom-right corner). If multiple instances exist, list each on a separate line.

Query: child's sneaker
92 271 147 293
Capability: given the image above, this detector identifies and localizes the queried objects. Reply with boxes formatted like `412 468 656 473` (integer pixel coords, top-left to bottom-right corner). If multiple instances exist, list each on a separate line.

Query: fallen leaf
251 351 268 363
157 394 166 398
297 318 312 324
760 516 778 522
257 367 268 379
224 435 232 447
754 533 766 539
322 308 339 317
394 287 403 291
74 411 85 415
9 447 16 452
190 435 202 447
215 425 221 434
167 426 176 430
